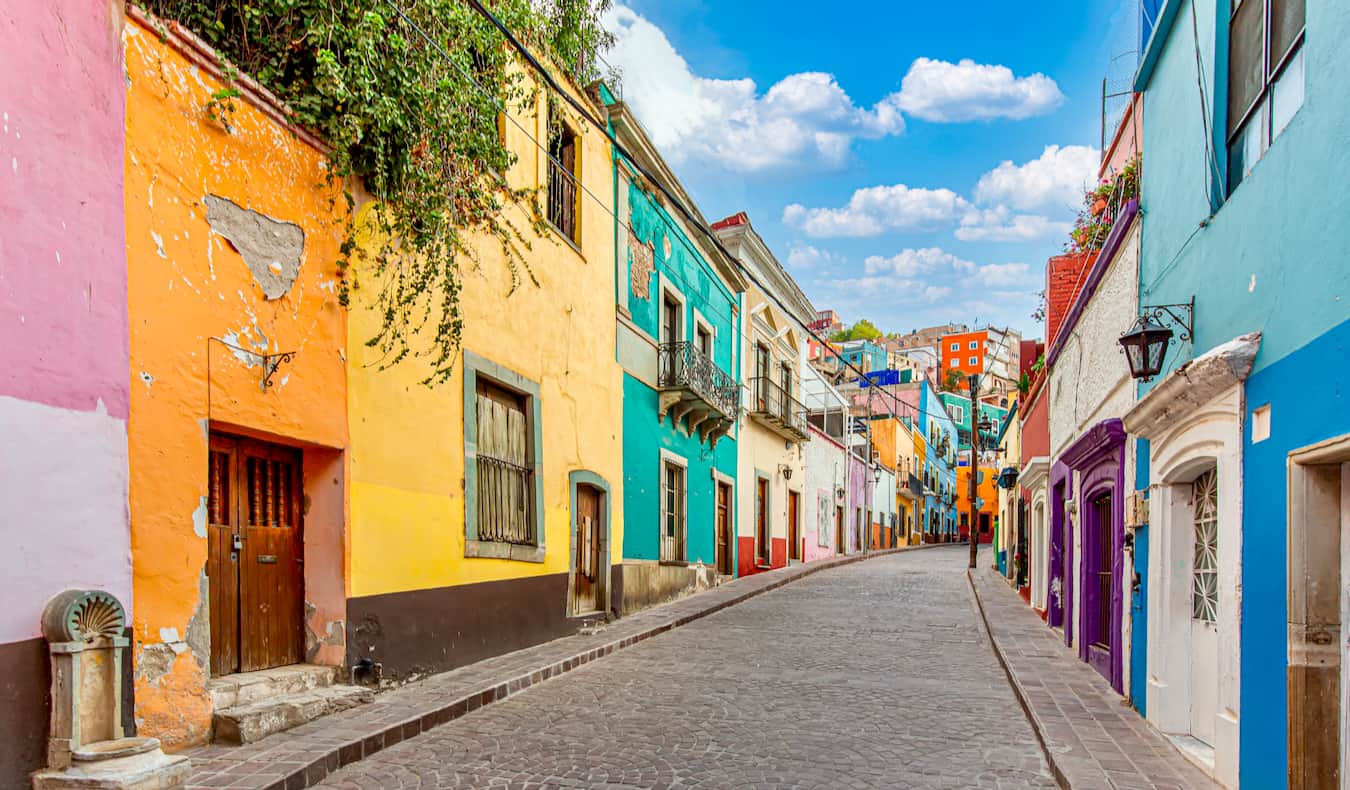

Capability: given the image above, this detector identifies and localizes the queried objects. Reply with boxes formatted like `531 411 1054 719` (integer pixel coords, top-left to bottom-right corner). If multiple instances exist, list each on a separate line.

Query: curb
189 544 939 790
966 567 1071 790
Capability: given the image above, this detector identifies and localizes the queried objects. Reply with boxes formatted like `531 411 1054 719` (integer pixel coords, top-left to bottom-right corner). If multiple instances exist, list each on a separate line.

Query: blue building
918 379 958 541
838 340 888 373
601 91 747 613
1131 1 1343 785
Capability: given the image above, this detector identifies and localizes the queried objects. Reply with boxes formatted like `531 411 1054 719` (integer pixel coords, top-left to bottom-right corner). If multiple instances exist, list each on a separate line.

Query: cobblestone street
317 547 1053 789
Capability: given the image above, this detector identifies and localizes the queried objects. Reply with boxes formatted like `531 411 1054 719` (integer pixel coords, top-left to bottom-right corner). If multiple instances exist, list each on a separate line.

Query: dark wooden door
573 484 601 614
207 433 304 676
756 478 770 564
835 506 845 554
787 491 800 561
715 482 732 575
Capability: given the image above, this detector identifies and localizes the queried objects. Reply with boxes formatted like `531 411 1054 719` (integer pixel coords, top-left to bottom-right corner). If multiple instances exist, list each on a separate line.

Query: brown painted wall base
1 636 50 790
346 573 604 683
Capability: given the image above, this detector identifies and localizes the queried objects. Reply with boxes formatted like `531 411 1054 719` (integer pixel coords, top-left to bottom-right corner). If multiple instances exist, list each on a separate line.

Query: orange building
956 465 999 543
941 330 989 377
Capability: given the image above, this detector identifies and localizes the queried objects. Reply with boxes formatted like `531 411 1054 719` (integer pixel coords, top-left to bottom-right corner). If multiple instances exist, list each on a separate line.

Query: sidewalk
181 545 936 790
969 565 1222 790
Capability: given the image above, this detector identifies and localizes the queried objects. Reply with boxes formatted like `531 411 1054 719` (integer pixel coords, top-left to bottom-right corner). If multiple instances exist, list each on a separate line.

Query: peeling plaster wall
0 2 131 784
123 17 348 750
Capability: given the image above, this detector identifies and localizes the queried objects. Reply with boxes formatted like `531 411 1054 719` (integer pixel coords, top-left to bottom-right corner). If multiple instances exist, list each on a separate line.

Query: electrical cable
384 0 932 425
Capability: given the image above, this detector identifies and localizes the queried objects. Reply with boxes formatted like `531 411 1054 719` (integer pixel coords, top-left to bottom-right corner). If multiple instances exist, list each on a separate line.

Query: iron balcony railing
657 341 739 420
906 473 923 498
747 376 810 441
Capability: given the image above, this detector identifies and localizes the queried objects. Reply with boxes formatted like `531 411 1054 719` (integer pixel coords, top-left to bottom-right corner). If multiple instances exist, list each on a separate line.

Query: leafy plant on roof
141 0 613 384
1067 155 1140 254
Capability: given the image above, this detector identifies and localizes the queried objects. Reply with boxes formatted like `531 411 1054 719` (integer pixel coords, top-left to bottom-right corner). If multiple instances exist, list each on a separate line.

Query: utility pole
967 372 981 570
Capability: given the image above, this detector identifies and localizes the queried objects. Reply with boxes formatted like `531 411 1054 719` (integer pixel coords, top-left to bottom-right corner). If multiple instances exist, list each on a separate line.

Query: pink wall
0 0 129 418
0 0 131 646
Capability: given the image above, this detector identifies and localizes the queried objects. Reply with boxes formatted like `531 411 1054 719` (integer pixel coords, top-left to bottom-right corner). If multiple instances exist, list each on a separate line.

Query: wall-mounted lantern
1119 298 1194 382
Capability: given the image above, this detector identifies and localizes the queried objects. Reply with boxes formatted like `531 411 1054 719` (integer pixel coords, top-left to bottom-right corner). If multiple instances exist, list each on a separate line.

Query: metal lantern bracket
1139 297 1195 343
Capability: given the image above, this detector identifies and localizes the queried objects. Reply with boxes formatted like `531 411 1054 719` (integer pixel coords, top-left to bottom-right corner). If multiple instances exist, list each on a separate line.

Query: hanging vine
140 0 614 383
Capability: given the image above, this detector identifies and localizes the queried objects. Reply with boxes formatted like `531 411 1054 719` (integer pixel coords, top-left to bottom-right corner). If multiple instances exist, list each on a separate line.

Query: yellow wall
124 16 349 748
345 81 624 598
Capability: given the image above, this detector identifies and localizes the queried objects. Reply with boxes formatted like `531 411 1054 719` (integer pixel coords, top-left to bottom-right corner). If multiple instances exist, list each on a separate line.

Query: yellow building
343 72 625 677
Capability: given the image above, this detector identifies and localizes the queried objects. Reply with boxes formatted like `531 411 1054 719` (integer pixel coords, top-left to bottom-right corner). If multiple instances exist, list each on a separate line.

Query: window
1192 468 1219 623
949 359 959 368
969 357 978 366
779 362 793 419
969 341 978 350
755 342 772 411
465 352 545 562
662 293 682 345
475 380 535 546
695 323 711 358
1227 0 1305 193
661 458 686 561
950 342 959 351
547 118 579 242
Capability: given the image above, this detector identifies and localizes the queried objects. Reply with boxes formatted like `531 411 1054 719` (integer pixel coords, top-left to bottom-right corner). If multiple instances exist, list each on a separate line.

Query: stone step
207 664 342 711
213 685 374 744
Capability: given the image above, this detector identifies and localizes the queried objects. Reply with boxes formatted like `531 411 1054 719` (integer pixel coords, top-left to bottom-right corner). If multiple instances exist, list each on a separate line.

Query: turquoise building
600 92 747 613
1133 1 1345 785
938 392 1009 452
838 340 888 373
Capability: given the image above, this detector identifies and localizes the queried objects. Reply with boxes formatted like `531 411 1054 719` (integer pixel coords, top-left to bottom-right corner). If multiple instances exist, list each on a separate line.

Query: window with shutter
476 380 536 546
547 115 579 243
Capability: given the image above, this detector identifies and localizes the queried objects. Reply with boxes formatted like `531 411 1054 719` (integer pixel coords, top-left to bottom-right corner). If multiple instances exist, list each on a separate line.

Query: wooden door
573 484 601 614
756 478 770 564
207 433 304 676
715 482 732 575
835 506 845 554
787 491 800 561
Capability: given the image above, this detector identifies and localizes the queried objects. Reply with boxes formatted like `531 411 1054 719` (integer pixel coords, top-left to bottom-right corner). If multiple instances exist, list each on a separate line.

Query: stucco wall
346 79 624 594
1049 219 1139 459
1140 3 1350 784
1 0 132 645
804 425 846 561
123 16 349 747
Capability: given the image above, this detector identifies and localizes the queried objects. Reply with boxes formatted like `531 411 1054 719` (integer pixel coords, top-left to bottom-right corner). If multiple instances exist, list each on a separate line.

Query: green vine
140 0 614 383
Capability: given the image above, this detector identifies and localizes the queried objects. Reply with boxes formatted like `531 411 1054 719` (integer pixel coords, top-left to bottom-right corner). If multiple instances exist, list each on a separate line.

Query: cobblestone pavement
970 563 1220 790
316 547 1055 789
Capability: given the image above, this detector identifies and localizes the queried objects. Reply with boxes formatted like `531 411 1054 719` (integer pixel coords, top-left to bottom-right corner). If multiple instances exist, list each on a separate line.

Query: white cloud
602 6 904 171
973 144 1100 212
956 207 1072 242
895 58 1065 122
972 262 1036 288
863 247 975 277
783 185 971 238
786 243 840 270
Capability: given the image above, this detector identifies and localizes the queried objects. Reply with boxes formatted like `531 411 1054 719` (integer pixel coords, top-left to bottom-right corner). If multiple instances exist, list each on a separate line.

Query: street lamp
1119 298 1195 382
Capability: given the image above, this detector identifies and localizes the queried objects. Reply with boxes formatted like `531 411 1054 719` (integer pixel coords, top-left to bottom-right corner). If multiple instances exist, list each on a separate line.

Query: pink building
0 2 131 782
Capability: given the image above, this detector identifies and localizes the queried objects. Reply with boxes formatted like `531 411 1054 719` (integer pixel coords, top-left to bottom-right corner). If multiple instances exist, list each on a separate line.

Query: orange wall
941 330 988 377
124 15 348 749
956 466 999 527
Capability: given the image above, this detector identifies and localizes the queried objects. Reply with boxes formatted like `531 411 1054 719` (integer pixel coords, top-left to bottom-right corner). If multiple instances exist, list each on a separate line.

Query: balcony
746 376 810 443
899 473 923 502
657 342 738 446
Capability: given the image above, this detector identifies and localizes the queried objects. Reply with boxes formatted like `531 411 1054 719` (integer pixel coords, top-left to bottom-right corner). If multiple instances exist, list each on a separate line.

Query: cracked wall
124 15 348 750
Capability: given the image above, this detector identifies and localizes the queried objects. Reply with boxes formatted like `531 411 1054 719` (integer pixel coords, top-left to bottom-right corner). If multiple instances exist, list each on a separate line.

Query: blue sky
602 1 1139 339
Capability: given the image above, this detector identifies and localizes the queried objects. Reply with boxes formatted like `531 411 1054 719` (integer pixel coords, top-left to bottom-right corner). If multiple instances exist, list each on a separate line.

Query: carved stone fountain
32 590 189 790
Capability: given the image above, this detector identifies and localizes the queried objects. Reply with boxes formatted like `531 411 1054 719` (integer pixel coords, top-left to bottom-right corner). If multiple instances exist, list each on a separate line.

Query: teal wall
617 167 740 567
921 381 958 536
620 374 737 564
1138 3 1350 785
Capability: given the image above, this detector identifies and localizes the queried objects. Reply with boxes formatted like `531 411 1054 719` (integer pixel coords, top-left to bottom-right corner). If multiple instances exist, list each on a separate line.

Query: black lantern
1118 315 1173 381
1118 299 1194 382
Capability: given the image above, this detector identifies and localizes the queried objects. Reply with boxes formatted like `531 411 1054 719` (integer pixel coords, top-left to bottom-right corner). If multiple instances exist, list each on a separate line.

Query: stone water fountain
31 590 189 790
